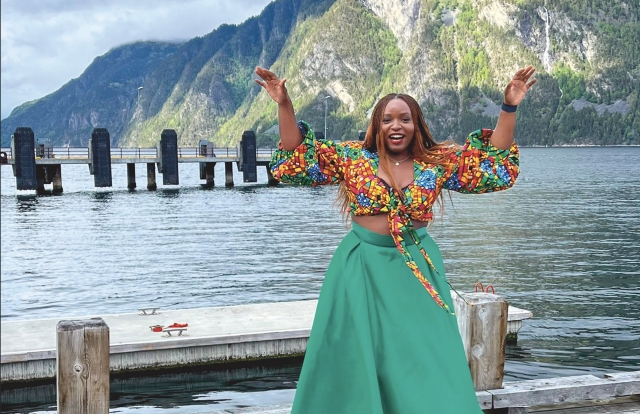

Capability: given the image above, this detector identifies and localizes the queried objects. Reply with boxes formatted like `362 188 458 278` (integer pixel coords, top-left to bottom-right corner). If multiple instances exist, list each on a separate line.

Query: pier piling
146 163 157 191
56 318 109 414
52 164 63 193
225 162 234 187
36 165 46 193
127 163 136 190
205 162 215 188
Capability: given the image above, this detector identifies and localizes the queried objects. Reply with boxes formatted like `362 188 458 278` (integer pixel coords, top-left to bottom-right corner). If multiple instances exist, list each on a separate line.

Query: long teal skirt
291 222 482 414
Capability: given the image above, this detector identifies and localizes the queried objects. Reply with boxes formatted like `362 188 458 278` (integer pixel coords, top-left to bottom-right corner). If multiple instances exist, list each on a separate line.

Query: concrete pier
146 163 157 191
2 126 279 190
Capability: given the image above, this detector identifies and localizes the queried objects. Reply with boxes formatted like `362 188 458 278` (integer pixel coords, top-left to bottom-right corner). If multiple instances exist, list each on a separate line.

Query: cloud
0 0 272 119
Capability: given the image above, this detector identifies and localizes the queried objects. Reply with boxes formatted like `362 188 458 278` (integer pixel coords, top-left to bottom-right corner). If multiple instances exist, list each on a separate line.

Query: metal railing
0 146 278 162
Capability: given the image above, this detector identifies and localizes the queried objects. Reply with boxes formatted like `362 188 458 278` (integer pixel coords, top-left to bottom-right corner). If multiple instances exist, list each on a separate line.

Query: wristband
501 102 517 113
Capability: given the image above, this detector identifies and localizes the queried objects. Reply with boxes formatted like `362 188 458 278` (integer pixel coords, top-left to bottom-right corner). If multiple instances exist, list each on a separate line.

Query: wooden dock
1 299 637 413
0 296 530 383
200 395 640 414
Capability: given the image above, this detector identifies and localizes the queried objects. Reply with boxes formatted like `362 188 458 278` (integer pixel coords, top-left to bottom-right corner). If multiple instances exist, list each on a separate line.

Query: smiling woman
254 65 535 413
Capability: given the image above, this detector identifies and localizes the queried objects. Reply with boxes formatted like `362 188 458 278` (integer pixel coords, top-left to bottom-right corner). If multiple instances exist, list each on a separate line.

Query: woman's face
380 98 415 156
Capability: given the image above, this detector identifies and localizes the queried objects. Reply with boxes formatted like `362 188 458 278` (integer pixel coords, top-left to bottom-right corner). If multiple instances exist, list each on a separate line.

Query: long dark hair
336 93 459 219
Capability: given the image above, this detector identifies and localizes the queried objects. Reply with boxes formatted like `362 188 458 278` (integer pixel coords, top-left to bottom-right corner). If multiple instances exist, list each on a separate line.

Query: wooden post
453 292 508 391
57 318 110 414
225 162 234 187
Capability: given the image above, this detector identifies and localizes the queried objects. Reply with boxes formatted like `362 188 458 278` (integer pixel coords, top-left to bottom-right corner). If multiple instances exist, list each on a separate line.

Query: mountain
2 0 638 148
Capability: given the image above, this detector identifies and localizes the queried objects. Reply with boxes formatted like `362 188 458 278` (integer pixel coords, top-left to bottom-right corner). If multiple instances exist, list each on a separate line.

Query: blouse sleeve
269 120 348 186
443 129 520 193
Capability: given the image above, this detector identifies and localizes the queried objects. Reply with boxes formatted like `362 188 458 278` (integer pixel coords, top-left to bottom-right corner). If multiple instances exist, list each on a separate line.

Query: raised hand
255 66 289 105
504 66 537 106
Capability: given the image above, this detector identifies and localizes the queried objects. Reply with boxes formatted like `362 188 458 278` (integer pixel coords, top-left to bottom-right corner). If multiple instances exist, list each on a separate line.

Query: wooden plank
490 373 640 409
477 391 493 410
507 306 533 321
529 396 640 413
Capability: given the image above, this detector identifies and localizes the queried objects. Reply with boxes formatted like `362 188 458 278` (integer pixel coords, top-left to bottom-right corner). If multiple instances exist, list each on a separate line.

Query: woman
255 66 536 413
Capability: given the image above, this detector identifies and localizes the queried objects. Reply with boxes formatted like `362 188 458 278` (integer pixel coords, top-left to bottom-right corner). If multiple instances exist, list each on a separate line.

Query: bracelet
501 102 517 113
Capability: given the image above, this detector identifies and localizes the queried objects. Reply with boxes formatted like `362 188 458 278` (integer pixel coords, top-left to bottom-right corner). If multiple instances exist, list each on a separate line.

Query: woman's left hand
504 66 537 106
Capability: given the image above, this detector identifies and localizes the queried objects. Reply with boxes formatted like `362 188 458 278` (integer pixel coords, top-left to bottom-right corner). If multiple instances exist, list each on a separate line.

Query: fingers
526 78 537 89
515 65 536 81
255 66 278 82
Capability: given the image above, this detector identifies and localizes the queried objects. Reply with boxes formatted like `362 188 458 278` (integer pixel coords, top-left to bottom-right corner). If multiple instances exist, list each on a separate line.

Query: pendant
395 162 400 166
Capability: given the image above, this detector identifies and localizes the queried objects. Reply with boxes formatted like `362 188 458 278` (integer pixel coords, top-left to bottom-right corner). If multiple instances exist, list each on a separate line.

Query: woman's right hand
255 67 289 105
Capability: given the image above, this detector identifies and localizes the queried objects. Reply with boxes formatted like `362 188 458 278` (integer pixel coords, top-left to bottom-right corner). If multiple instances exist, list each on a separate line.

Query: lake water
1 147 639 413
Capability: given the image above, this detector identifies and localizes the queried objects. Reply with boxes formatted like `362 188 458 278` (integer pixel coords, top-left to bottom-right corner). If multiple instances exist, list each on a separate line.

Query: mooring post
127 163 136 190
52 164 63 193
225 162 234 187
146 163 157 190
266 166 278 186
453 292 508 391
56 318 109 414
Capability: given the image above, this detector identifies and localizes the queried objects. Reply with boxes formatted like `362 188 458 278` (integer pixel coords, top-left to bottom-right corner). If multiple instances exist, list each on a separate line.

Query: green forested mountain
2 0 638 147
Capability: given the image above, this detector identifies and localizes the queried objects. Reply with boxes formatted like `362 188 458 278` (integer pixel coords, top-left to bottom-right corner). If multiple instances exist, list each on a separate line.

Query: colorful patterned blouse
270 121 520 314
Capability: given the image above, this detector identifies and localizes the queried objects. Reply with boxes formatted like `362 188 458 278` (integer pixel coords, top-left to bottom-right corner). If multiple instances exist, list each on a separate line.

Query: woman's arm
254 66 302 151
490 66 537 150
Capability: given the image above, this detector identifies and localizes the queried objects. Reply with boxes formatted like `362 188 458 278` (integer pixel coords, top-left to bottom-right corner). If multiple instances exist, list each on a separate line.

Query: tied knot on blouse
269 121 520 314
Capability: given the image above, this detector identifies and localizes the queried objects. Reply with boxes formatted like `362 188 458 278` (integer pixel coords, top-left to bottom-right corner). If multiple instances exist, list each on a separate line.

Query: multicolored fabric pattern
270 121 520 313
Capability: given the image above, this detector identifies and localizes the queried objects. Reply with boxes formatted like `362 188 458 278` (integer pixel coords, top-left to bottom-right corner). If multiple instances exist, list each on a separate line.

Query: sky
0 0 274 120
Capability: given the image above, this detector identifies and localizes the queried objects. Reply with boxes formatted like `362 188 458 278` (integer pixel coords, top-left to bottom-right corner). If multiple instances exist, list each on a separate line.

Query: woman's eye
383 119 391 123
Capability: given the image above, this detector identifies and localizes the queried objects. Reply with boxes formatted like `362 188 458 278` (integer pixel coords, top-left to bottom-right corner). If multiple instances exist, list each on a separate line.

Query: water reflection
91 192 113 202
1 362 301 414
156 188 181 198
15 195 38 212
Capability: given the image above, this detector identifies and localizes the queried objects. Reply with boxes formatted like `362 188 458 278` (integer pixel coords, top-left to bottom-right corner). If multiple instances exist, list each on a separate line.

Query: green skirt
291 222 482 414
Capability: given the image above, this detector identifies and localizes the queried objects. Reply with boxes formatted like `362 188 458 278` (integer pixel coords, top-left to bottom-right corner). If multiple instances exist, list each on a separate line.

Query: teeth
390 135 403 139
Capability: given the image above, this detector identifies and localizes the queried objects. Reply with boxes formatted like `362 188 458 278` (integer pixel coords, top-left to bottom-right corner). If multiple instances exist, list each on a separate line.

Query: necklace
388 155 412 166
